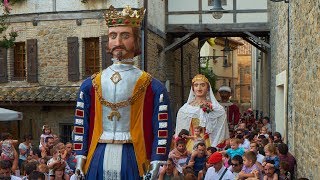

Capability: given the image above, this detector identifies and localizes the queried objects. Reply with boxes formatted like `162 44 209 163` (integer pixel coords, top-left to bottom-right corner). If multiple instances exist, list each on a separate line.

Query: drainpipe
53 0 56 12
286 1 290 144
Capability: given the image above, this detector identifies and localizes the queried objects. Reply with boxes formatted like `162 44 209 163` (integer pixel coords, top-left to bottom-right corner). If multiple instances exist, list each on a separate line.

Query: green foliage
0 0 19 48
200 65 218 93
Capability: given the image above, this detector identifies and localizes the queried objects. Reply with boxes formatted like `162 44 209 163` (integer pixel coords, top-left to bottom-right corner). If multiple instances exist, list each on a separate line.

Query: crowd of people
162 117 298 180
0 116 300 180
0 125 78 180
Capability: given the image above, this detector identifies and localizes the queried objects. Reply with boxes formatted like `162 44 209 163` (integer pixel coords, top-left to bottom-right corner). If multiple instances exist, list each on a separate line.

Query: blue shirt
226 147 245 158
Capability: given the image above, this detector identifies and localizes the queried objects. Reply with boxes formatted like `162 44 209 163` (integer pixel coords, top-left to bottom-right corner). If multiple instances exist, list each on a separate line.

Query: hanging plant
0 0 19 48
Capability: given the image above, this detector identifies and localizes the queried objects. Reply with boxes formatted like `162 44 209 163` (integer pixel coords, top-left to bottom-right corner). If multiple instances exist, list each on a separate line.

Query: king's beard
115 51 123 60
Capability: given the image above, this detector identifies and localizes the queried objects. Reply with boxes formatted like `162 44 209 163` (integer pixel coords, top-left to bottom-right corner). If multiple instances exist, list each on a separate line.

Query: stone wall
2 18 108 86
270 0 320 178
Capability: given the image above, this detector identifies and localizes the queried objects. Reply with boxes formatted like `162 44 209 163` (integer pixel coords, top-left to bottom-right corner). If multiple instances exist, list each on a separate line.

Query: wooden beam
244 31 271 48
163 32 195 53
242 36 268 53
166 23 270 34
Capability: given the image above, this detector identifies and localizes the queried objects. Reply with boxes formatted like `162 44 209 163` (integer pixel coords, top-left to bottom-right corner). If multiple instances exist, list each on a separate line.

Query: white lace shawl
175 86 229 147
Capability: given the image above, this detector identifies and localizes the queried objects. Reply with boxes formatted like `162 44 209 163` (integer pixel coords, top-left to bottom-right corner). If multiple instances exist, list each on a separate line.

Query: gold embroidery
91 72 152 121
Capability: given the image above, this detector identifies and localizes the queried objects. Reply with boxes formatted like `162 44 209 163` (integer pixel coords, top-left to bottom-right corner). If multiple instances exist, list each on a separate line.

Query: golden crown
192 74 209 84
104 5 146 27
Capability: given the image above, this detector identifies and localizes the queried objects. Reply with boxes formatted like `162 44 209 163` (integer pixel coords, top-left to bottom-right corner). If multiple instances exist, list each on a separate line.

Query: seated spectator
204 152 234 180
249 142 265 164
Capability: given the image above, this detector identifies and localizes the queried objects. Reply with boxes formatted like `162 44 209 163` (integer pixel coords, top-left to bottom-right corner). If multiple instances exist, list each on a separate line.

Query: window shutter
0 47 8 83
101 35 112 70
27 39 38 83
68 37 80 81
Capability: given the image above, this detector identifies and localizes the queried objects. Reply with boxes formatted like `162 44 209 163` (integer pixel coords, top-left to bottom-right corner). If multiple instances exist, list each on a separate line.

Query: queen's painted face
192 80 209 98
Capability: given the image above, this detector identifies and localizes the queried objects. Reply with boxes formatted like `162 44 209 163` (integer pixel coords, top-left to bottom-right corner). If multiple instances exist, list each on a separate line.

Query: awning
0 107 23 121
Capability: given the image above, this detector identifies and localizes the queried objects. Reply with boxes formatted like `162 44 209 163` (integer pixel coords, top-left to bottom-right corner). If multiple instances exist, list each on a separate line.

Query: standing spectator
65 142 76 172
277 143 296 178
249 142 265 164
228 155 243 179
0 160 21 180
273 132 283 144
187 143 207 177
18 134 32 169
204 152 234 180
22 161 38 180
43 137 55 158
28 171 46 180
0 133 18 161
263 163 278 180
39 125 53 151
158 158 181 180
168 139 189 173
262 117 272 133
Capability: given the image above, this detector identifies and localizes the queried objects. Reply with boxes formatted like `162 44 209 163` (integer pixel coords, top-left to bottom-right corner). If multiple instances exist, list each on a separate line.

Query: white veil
175 83 229 147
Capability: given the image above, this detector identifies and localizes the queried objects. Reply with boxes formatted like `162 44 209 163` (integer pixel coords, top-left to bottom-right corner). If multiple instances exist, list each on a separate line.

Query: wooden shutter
27 39 38 83
0 47 8 83
68 37 80 82
101 35 112 70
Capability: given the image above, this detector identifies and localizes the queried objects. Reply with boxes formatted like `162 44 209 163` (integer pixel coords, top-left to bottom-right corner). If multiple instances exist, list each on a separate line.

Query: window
13 42 26 79
84 38 100 76
59 123 73 144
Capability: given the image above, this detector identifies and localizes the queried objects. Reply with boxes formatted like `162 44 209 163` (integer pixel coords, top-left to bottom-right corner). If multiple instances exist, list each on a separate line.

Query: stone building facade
0 0 198 142
270 0 320 178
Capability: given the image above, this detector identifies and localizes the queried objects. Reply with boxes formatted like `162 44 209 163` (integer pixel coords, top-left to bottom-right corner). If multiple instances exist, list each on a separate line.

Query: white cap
218 86 231 93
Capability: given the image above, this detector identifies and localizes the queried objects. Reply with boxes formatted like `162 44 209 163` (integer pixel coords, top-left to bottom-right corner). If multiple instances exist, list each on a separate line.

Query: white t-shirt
240 139 250 150
205 166 235 180
256 153 265 164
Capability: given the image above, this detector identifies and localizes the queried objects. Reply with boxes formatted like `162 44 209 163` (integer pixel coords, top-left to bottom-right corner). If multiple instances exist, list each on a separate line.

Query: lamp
210 0 226 19
221 37 233 67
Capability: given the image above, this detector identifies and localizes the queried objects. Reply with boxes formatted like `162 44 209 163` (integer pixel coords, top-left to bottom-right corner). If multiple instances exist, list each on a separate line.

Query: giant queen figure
72 5 172 179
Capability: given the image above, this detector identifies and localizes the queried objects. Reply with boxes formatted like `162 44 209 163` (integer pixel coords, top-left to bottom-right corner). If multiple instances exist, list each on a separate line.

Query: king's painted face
108 26 135 60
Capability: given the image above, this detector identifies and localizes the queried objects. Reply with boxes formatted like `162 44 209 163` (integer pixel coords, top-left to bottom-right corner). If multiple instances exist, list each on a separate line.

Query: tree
200 60 217 93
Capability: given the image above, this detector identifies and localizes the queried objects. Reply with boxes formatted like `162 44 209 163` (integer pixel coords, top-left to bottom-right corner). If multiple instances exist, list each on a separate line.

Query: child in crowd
206 147 217 157
262 117 272 133
38 163 50 179
0 133 18 161
222 138 245 159
184 126 209 151
39 125 53 151
47 146 70 180
279 161 291 180
263 143 280 169
259 126 269 139
238 151 260 179
169 139 190 173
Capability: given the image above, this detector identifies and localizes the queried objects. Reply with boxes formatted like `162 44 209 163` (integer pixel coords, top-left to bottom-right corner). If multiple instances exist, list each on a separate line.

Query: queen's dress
175 84 229 149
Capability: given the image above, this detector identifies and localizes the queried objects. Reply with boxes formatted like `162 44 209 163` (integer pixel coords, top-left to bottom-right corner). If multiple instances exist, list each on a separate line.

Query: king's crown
104 5 145 27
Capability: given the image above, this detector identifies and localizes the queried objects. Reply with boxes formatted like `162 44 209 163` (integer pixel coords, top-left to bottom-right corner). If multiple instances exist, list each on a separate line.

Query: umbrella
0 107 23 121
